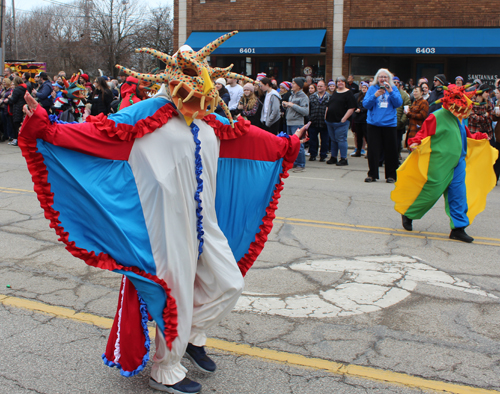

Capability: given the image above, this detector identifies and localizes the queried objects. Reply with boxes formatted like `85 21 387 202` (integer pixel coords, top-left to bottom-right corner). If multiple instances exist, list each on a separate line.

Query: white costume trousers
128 115 244 385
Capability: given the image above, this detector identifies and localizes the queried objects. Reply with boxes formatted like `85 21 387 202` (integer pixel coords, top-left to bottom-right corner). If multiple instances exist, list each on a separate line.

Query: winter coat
262 90 281 127
285 90 309 126
36 80 54 108
8 83 28 123
352 92 368 124
427 88 445 114
396 87 411 130
0 87 13 112
90 88 113 116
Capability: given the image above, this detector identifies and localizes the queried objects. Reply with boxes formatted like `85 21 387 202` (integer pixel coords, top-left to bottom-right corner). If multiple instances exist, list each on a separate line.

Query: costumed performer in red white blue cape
19 31 307 394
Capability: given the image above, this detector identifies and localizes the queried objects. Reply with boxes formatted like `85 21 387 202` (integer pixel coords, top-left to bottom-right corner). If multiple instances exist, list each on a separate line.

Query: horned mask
434 84 478 121
116 31 254 126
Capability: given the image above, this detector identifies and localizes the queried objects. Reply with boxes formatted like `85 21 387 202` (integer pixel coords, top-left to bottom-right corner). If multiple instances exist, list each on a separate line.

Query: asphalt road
1 139 499 394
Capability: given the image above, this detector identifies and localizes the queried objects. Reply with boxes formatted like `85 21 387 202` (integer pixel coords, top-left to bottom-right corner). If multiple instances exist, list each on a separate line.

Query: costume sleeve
466 126 489 140
19 105 134 160
206 115 301 276
408 113 437 146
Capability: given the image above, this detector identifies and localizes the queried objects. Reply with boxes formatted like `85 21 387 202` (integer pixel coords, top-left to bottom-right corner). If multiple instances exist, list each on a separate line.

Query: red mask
438 84 476 120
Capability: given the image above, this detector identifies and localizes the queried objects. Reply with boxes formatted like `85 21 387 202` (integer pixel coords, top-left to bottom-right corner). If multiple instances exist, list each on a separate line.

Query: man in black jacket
35 72 53 115
427 74 447 114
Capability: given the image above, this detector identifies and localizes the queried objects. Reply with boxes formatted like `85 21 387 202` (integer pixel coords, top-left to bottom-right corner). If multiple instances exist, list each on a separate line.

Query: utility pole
0 0 5 73
11 0 17 60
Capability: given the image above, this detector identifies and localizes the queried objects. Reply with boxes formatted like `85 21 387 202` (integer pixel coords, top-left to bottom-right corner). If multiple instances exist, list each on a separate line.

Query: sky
14 0 173 15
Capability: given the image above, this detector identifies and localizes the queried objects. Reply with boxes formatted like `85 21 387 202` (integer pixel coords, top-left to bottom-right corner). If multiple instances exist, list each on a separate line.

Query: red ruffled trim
202 114 250 140
87 103 177 142
18 135 178 350
236 136 299 277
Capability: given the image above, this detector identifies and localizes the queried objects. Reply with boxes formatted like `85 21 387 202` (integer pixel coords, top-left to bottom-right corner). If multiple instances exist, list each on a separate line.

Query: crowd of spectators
1 65 498 184
0 67 123 146
228 71 500 181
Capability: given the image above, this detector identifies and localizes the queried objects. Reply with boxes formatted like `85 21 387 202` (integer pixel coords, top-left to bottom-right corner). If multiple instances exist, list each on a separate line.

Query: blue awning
344 28 500 55
185 30 326 55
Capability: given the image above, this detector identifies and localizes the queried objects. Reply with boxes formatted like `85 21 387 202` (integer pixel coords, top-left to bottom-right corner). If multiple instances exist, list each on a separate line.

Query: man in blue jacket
362 69 403 183
34 72 53 115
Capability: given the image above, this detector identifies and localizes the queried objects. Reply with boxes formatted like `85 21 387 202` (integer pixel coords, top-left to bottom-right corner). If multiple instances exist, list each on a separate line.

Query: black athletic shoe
185 343 217 373
402 215 413 231
149 377 201 393
319 157 326 162
449 228 474 243
386 178 396 183
309 156 317 161
336 158 348 166
364 177 376 183
326 157 337 165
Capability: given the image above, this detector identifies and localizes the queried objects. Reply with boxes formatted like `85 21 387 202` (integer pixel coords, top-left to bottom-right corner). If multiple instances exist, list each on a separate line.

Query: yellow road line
0 190 22 194
275 217 500 247
0 186 34 193
1 294 498 394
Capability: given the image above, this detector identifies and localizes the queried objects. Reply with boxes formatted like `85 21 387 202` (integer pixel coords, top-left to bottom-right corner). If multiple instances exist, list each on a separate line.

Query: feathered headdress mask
116 31 253 126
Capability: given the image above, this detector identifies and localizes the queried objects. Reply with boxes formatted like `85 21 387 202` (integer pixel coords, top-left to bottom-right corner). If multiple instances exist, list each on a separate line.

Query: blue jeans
288 125 305 168
325 120 349 159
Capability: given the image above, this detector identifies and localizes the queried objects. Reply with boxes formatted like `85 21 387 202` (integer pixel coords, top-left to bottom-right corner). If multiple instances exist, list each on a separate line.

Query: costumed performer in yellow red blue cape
19 31 307 393
391 83 498 243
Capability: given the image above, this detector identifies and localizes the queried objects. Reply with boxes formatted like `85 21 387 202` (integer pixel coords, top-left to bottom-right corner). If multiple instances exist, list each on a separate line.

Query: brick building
174 0 500 85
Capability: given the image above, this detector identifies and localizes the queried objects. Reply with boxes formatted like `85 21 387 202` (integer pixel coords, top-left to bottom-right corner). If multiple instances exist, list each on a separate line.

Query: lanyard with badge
379 86 388 108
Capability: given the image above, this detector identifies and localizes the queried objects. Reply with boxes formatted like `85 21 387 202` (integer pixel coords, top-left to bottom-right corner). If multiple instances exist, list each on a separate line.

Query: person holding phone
362 68 403 183
283 77 310 172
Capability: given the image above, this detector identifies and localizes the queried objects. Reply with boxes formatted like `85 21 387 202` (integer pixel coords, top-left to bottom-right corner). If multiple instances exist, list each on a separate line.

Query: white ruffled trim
151 361 188 385
189 331 207 347
113 276 127 364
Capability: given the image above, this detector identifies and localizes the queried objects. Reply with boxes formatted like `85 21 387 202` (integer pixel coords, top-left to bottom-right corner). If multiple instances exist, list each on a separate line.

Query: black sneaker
449 228 474 243
326 157 337 165
309 156 317 161
185 343 216 373
336 158 348 166
402 215 412 231
364 177 376 183
319 157 326 162
386 178 396 183
149 377 201 393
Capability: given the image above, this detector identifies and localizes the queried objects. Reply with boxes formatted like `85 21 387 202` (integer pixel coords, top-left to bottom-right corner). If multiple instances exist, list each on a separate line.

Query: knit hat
433 74 447 86
215 78 226 86
256 72 266 81
393 76 400 82
293 77 306 89
280 81 291 91
455 76 463 82
479 83 492 92
243 83 254 92
328 81 335 87
81 73 89 82
361 81 369 88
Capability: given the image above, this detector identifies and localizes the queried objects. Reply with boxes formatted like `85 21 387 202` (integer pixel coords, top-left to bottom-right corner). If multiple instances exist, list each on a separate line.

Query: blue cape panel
37 140 167 330
108 97 170 127
215 157 283 262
